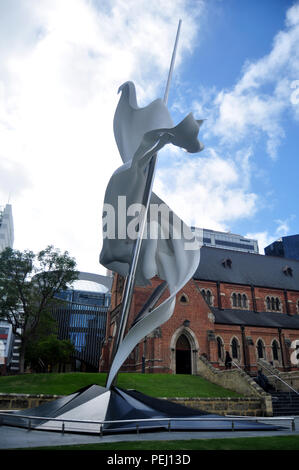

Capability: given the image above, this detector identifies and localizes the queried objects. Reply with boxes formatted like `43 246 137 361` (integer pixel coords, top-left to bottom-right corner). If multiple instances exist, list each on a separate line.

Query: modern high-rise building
191 227 259 254
0 204 14 252
265 235 299 261
0 204 16 374
53 272 113 371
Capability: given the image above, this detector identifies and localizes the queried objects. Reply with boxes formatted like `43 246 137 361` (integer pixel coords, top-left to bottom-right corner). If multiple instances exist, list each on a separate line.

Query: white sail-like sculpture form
100 81 204 389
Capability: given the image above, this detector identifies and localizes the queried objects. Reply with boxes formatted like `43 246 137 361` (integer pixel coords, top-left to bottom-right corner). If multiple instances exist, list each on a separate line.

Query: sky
0 0 299 275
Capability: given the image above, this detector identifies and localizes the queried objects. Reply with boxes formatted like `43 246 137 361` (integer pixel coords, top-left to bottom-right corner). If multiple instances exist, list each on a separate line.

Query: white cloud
155 146 257 231
245 231 273 255
0 0 203 274
275 219 291 237
247 215 296 254
2 1 298 275
197 2 299 159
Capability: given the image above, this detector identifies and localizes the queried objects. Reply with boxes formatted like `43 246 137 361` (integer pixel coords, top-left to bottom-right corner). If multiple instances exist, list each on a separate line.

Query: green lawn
17 435 299 451
0 372 241 397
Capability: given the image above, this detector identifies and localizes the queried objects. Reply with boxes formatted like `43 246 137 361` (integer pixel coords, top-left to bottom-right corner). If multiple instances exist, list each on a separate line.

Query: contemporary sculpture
100 19 204 389
0 22 283 435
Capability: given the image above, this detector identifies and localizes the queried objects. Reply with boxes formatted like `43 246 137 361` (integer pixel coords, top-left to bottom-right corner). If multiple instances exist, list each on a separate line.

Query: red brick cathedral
100 246 299 375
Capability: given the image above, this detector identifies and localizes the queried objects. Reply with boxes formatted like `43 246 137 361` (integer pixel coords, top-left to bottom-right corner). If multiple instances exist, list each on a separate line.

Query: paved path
1 417 299 449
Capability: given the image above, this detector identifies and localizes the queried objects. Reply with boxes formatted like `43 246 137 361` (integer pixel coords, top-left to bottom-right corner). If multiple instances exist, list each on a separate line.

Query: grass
2 373 297 453
15 435 299 451
0 372 241 397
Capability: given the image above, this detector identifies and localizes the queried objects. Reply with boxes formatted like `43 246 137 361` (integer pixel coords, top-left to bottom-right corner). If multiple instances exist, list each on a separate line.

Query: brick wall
167 397 264 416
99 273 299 375
0 393 62 411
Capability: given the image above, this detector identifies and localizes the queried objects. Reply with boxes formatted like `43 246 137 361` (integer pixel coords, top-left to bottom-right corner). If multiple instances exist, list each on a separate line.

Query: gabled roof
194 246 299 291
212 307 299 330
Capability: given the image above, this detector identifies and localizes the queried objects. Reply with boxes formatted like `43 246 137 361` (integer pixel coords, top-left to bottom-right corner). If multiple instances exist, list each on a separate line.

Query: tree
0 245 79 373
26 335 75 373
24 306 60 371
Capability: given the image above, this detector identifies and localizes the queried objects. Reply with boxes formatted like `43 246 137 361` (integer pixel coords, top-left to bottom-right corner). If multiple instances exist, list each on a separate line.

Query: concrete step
271 391 299 416
273 403 299 409
272 400 299 405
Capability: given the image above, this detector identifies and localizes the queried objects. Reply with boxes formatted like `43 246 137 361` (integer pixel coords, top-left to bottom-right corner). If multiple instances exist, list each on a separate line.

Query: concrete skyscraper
0 204 14 252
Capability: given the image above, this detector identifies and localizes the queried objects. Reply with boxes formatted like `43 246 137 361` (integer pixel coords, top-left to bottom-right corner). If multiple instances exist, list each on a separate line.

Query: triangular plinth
0 385 283 434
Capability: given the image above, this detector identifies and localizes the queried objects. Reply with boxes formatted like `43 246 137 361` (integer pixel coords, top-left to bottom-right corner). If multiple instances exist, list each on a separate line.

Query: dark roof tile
212 307 299 330
194 246 299 290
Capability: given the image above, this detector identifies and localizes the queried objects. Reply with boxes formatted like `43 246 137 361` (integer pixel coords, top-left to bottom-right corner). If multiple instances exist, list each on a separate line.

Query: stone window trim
230 292 249 310
256 337 267 361
265 295 282 312
290 340 299 368
179 293 189 304
170 326 200 375
216 335 225 362
271 338 281 363
170 326 200 351
230 336 241 362
201 288 214 307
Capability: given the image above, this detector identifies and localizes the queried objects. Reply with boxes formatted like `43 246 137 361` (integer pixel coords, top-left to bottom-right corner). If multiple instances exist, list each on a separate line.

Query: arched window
297 300 299 314
180 294 188 304
266 296 281 311
257 339 265 359
216 337 223 360
201 289 212 306
176 334 190 350
272 340 279 361
231 337 239 359
275 297 280 311
232 292 248 309
266 296 271 310
206 290 212 306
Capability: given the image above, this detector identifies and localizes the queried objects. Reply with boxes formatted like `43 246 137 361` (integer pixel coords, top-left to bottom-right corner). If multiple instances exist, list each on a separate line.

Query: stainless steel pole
109 154 157 387
107 20 182 388
163 19 182 105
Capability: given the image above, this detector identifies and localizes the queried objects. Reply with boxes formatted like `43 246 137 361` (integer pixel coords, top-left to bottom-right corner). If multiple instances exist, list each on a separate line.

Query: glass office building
0 205 18 373
55 279 111 308
53 275 112 371
264 235 299 261
191 227 259 254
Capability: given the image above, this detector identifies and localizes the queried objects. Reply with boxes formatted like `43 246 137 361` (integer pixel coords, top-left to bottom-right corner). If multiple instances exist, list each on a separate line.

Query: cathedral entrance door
176 334 191 374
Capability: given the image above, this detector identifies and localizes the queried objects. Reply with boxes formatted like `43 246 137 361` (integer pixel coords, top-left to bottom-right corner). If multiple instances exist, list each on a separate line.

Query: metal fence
0 412 296 435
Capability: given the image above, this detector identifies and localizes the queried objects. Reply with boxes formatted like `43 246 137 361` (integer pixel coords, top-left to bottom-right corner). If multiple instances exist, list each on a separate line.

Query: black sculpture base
0 384 283 434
